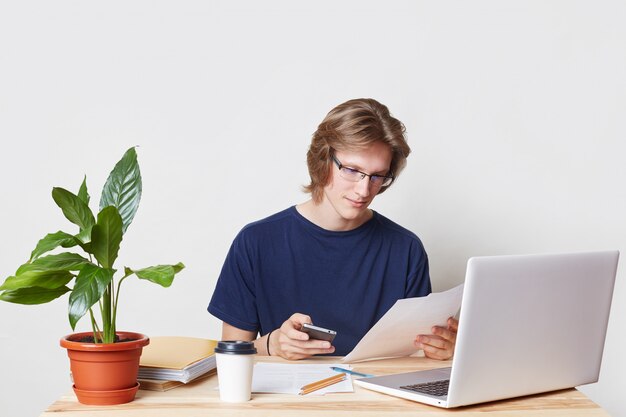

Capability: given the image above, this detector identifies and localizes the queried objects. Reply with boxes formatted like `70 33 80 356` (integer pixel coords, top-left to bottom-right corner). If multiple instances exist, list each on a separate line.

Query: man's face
320 141 392 230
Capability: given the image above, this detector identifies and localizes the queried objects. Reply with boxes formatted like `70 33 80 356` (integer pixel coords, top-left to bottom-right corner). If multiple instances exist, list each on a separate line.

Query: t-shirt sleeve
405 240 432 298
208 230 260 333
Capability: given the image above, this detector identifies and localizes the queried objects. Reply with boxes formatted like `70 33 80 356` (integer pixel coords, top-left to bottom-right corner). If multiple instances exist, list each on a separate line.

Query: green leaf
99 147 142 234
72 233 92 253
77 176 90 206
52 187 95 232
172 262 185 273
30 231 80 261
16 253 91 274
133 262 185 287
68 264 115 329
90 206 123 269
0 270 74 291
0 286 70 305
75 227 92 245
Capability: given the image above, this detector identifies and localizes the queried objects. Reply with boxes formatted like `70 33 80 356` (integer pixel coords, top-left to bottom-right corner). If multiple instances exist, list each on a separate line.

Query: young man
208 98 457 360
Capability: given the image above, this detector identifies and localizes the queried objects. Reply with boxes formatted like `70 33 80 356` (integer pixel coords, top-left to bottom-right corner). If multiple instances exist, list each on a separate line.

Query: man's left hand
414 317 458 360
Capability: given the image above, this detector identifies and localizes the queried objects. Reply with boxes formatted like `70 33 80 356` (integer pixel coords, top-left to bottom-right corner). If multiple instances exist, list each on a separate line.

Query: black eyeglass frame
330 154 394 187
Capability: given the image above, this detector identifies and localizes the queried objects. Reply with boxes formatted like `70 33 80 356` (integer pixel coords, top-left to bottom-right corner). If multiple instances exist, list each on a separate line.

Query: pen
330 366 375 378
299 372 347 395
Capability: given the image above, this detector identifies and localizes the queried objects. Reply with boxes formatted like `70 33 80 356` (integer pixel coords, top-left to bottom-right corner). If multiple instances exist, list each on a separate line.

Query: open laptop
354 250 619 408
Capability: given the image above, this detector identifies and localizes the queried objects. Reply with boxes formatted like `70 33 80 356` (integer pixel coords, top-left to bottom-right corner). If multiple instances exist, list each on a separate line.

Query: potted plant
0 147 184 405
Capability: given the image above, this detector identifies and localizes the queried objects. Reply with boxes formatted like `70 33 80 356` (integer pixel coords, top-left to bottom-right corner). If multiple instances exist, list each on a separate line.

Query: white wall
1 1 624 416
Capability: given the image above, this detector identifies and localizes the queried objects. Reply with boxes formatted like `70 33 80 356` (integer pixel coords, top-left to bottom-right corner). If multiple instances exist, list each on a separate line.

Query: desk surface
41 356 609 417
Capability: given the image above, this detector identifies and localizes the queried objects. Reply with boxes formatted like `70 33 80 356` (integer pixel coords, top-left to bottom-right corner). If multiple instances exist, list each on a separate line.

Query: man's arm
221 321 261 349
220 313 335 360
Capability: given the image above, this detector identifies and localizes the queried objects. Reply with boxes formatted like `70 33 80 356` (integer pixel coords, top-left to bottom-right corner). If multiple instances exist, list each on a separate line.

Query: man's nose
354 176 371 197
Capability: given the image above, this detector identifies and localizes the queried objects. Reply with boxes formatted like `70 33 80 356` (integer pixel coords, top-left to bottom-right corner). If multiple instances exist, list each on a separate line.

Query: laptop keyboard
400 379 450 397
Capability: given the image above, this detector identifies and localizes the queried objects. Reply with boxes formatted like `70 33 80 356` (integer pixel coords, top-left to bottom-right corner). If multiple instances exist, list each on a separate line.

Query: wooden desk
40 356 609 417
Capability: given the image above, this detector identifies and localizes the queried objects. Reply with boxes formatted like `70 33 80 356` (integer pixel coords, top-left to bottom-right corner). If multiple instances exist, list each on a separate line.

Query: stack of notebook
138 336 218 391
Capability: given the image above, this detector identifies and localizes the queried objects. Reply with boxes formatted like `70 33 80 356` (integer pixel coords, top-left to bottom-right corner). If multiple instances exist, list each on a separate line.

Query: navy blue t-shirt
208 206 431 356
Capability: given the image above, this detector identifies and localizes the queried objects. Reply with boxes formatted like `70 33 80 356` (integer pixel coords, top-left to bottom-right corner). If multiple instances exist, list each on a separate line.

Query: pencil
299 373 347 395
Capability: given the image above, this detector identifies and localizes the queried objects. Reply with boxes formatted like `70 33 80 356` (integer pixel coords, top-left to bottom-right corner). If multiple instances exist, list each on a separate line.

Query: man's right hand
270 313 336 360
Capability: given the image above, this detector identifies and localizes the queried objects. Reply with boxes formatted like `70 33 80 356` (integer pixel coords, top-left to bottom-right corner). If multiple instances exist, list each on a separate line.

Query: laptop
354 250 619 408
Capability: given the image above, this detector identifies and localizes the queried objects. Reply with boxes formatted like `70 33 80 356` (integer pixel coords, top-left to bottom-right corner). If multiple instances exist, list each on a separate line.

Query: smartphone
302 323 337 342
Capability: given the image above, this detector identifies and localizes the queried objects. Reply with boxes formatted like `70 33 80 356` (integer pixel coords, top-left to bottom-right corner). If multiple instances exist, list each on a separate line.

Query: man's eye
343 167 360 175
370 175 383 184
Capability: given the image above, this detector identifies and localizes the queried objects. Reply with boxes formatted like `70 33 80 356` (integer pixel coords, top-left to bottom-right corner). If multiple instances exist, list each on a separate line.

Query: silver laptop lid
447 250 619 407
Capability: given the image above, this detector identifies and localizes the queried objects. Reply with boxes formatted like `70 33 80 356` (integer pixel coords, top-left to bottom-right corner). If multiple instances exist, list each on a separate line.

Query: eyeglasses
331 154 394 187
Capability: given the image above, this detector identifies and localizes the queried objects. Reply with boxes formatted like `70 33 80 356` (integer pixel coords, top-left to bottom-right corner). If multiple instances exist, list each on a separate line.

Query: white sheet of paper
251 362 353 395
342 284 464 363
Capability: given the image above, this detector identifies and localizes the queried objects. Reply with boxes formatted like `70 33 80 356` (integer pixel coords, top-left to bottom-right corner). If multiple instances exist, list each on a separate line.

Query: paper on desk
342 284 464 363
252 362 353 395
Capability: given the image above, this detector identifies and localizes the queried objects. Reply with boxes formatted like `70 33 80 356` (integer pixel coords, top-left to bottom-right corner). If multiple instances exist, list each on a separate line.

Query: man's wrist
266 330 274 356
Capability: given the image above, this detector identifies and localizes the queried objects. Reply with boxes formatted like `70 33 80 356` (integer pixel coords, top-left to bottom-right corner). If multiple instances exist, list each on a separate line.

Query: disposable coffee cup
215 340 257 402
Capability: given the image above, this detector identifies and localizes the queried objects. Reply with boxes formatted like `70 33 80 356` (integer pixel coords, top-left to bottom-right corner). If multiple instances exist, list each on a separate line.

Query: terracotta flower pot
60 331 150 405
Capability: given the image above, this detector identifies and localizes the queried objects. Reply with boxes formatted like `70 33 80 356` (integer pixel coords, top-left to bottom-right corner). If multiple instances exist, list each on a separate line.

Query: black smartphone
302 323 337 342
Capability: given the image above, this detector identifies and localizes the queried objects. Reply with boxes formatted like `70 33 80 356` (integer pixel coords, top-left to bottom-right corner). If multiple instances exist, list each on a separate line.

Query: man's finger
447 317 459 332
433 326 457 344
420 335 449 350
